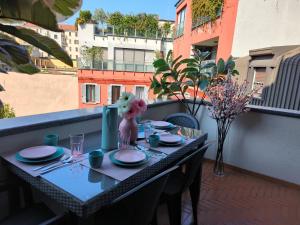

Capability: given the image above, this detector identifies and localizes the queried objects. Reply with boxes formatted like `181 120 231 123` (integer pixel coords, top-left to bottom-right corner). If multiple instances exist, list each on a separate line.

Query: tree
81 46 104 68
161 22 172 37
0 103 15 119
136 14 159 36
0 0 81 73
93 8 108 27
107 12 124 27
75 10 92 28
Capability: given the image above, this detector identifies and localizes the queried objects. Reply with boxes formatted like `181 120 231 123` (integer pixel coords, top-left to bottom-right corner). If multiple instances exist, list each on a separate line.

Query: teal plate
159 137 185 147
16 148 65 164
109 150 150 168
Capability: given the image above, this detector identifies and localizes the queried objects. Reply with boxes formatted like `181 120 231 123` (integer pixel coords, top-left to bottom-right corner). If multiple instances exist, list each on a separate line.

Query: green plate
16 148 65 164
109 150 150 168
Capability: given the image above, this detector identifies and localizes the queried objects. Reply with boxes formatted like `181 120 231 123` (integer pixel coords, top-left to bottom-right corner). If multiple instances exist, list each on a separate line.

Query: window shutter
81 84 86 103
95 85 100 103
121 85 125 93
108 85 112 105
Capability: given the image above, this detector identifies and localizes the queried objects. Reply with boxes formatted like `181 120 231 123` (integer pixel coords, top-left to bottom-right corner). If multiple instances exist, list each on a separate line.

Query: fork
33 155 71 171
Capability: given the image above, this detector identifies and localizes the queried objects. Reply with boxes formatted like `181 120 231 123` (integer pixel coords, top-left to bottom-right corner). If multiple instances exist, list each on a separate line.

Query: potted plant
206 76 254 176
150 50 238 117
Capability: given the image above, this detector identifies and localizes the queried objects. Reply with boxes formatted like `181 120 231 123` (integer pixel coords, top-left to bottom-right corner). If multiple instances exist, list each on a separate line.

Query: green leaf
0 39 30 65
199 79 209 90
181 67 198 74
202 62 216 70
166 50 173 63
17 63 40 74
153 58 168 68
0 84 5 91
170 82 181 92
217 58 226 74
225 56 235 72
171 55 182 67
0 25 73 66
0 0 82 31
232 69 240 76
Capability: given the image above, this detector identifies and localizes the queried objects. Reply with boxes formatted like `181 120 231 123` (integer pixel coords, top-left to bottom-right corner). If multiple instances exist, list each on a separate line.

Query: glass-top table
2 126 207 218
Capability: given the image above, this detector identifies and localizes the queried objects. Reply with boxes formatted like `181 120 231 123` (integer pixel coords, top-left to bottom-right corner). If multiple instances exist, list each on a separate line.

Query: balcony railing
95 26 174 41
192 6 223 30
78 59 154 73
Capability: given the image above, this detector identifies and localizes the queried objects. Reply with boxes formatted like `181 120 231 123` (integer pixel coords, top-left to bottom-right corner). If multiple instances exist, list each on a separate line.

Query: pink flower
124 106 138 119
131 99 147 114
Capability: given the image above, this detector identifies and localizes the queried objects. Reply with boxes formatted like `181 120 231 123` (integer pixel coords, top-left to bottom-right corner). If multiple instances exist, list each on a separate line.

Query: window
74 40 79 44
176 7 186 36
81 84 100 103
135 86 147 100
54 34 58 39
75 32 78 37
69 47 72 51
69 32 71 36
75 47 78 52
111 86 121 104
69 40 71 44
252 67 267 99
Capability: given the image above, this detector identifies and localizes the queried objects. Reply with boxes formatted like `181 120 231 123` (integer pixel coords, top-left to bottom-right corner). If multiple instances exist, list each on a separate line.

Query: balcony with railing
78 58 154 73
0 99 299 224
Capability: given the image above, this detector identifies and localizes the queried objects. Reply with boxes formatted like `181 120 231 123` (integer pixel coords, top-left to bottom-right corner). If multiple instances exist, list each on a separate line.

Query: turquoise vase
101 106 118 151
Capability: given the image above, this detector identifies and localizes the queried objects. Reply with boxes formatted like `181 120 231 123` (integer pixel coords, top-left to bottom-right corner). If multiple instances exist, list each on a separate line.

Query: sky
65 0 176 25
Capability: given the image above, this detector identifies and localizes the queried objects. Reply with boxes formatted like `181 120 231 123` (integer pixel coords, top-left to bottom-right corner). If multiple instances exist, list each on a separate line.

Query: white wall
78 23 173 61
196 105 300 185
232 0 300 57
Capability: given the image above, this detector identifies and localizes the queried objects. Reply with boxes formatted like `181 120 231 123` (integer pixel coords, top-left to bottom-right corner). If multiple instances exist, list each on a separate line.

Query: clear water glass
144 122 153 142
118 131 131 150
70 134 84 157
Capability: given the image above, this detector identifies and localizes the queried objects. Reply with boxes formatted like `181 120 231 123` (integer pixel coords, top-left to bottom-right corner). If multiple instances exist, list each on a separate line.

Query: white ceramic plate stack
114 150 147 164
151 121 175 130
159 134 184 146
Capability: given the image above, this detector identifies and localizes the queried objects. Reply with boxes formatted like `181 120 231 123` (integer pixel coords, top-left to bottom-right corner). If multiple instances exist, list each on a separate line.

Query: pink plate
114 150 146 163
151 121 171 128
19 146 57 160
159 134 182 144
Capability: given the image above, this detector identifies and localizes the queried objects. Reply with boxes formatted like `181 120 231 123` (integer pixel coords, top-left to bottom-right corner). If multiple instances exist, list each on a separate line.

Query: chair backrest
164 113 200 130
96 166 179 225
176 143 210 191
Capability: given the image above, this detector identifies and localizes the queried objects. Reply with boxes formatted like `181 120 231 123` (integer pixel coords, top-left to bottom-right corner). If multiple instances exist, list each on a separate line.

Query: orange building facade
78 70 155 109
173 0 239 60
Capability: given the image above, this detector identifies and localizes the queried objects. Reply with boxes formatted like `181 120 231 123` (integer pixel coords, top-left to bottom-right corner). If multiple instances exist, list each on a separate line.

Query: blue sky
65 0 176 24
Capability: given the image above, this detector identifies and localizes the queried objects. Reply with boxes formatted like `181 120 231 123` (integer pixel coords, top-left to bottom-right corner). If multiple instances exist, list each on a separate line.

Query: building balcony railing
191 6 223 30
94 26 174 41
78 59 154 73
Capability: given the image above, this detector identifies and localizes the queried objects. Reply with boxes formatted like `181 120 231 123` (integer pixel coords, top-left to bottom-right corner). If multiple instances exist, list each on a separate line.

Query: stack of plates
151 121 176 130
159 134 184 146
16 146 64 164
109 150 150 168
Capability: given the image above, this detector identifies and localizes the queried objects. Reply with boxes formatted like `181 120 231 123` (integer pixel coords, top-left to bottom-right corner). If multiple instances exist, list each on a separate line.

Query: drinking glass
118 130 131 150
144 122 153 142
70 134 84 157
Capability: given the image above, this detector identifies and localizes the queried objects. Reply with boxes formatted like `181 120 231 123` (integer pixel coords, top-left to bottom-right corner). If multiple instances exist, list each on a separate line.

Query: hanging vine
192 0 223 24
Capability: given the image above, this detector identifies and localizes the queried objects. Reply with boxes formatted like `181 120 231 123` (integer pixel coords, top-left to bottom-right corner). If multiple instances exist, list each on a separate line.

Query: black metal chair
95 166 179 225
156 143 209 225
0 177 67 225
164 113 200 130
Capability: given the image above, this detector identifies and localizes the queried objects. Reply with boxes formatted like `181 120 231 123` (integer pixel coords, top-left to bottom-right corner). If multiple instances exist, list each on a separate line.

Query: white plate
114 150 147 163
151 121 171 128
19 146 57 160
159 134 182 144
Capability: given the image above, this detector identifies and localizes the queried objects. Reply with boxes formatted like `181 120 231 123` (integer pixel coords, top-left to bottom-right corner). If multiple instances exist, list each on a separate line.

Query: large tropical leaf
0 24 73 66
0 39 30 65
0 0 82 31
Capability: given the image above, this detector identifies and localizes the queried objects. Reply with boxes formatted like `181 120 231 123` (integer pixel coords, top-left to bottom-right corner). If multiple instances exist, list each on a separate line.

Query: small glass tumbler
70 134 84 157
144 122 153 142
118 131 131 150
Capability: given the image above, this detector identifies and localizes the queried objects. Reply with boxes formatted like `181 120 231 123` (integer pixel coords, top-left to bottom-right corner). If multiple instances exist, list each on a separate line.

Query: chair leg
166 194 182 225
189 169 202 225
151 207 158 225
